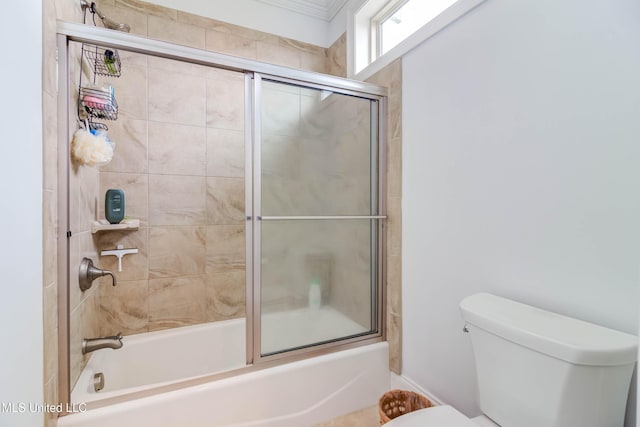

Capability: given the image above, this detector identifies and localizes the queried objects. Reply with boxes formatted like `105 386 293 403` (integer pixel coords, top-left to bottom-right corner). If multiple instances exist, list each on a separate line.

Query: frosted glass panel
261 81 374 216
260 220 375 355
258 79 379 356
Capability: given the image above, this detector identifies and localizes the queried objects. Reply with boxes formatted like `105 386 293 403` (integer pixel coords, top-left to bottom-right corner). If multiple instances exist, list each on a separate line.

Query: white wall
329 0 363 46
402 0 640 424
0 2 44 427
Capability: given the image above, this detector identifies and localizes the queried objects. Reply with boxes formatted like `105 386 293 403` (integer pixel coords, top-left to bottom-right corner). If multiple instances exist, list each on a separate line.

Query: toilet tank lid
459 293 638 366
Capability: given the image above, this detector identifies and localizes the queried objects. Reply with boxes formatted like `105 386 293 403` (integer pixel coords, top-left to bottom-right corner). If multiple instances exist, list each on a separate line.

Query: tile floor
314 406 380 427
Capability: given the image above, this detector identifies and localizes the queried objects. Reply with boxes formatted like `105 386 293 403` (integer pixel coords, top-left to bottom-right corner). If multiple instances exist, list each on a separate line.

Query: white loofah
71 129 114 166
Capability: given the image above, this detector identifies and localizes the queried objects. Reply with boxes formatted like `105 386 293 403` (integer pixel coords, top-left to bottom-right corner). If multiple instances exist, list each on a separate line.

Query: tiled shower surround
92 55 375 338
43 0 402 419
95 60 247 336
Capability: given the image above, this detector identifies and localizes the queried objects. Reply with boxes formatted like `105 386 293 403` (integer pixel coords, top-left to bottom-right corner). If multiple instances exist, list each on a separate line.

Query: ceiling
257 0 351 21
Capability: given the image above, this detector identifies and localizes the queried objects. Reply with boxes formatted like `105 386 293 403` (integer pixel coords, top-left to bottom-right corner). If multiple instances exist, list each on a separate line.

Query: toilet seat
384 405 479 427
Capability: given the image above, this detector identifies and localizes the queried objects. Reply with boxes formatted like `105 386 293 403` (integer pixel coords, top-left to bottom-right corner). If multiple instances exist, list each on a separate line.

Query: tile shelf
91 218 140 234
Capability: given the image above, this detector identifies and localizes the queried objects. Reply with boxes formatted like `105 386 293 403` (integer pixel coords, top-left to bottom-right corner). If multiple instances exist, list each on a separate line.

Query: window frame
371 0 409 58
348 0 487 80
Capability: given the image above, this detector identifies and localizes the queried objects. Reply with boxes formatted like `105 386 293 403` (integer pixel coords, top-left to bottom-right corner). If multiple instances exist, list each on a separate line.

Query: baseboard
389 372 445 406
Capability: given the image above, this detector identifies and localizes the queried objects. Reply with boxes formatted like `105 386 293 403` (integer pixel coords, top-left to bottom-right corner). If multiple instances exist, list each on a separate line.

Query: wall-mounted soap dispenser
105 189 125 224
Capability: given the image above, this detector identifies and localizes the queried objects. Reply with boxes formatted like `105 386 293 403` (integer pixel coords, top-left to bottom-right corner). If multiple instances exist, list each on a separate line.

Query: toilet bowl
385 293 637 427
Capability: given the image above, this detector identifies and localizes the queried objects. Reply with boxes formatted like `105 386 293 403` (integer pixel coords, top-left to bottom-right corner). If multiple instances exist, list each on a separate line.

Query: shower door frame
247 72 387 364
57 21 387 413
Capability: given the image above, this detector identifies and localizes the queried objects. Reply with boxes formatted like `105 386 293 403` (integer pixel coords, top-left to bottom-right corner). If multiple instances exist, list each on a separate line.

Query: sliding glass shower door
252 76 383 357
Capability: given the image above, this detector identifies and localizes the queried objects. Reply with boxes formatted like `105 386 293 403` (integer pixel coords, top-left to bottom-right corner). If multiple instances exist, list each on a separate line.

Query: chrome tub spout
82 333 123 354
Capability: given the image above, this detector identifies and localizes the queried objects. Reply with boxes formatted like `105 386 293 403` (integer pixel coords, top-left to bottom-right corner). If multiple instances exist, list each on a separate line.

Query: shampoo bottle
105 189 125 224
308 278 321 309
104 50 117 75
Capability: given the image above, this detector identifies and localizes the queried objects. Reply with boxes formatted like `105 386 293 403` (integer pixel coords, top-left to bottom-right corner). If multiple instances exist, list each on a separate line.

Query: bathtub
62 307 388 427
71 318 247 403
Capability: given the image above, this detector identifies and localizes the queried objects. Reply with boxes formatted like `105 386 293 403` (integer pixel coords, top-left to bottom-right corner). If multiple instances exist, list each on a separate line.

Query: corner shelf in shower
91 219 140 234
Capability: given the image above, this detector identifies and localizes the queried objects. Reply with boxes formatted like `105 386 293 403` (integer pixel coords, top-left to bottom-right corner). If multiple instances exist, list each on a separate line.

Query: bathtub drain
93 372 105 392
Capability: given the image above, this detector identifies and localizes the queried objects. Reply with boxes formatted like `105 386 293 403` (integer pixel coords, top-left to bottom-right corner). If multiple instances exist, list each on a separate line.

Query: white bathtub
63 307 388 427
72 318 247 403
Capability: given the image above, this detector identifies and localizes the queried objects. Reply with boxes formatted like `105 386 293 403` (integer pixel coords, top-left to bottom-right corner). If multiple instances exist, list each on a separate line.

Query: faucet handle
79 257 117 291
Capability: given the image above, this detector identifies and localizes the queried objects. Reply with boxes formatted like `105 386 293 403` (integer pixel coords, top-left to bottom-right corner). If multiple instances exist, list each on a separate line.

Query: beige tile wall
366 60 403 374
94 56 246 337
89 0 334 337
68 40 106 391
327 33 347 78
97 55 378 334
96 0 328 73
43 0 89 425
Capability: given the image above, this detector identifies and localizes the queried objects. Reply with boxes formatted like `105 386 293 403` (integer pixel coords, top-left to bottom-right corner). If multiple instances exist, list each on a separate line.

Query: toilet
387 293 638 427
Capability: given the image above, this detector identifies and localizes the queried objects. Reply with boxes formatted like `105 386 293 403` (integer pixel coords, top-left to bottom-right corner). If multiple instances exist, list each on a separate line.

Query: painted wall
402 0 640 424
0 2 43 427
328 0 362 47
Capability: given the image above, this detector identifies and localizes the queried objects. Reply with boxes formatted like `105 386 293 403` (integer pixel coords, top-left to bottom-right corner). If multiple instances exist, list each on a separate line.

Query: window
376 0 457 55
349 0 485 79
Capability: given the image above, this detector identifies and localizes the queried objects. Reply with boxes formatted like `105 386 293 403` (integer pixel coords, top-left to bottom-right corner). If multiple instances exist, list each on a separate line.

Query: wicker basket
378 389 434 425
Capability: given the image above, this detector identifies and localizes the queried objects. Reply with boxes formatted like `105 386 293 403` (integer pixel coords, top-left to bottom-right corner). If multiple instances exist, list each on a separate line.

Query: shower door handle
257 216 387 221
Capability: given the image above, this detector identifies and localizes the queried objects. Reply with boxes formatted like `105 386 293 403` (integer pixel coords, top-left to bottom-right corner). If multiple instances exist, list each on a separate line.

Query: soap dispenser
105 189 125 224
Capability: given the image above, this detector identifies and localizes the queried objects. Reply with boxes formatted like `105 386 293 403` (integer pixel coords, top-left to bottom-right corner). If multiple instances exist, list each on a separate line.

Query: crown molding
257 0 349 21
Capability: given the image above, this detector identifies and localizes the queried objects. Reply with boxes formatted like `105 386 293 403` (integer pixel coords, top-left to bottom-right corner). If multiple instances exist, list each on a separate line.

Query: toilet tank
460 293 637 427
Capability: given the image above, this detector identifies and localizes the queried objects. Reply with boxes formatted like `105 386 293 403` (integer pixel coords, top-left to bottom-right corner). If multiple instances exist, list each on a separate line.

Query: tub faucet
82 333 123 354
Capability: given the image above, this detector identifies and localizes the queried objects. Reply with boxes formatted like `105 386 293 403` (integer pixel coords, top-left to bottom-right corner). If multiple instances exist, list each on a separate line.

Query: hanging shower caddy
83 43 122 77
77 43 122 129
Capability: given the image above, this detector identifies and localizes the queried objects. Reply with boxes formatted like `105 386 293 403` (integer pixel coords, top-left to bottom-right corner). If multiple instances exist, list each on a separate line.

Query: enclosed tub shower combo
55 9 388 426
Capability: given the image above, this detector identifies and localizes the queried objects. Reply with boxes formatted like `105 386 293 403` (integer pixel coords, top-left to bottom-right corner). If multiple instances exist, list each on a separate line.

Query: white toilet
387 293 638 427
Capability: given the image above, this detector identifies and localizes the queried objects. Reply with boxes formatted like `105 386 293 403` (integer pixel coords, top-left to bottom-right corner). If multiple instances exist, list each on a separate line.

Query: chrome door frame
249 73 386 364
